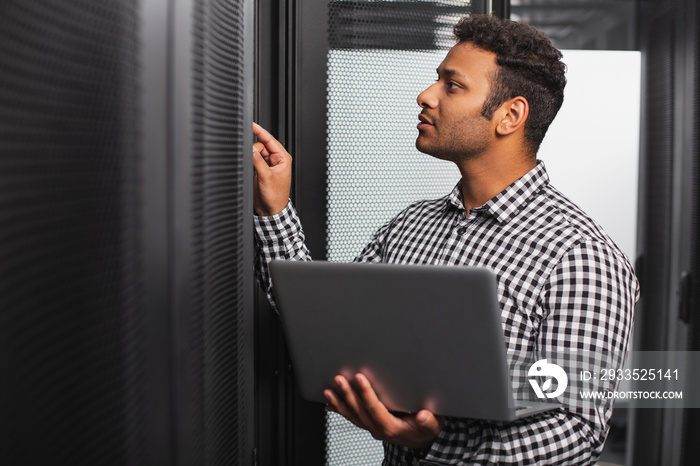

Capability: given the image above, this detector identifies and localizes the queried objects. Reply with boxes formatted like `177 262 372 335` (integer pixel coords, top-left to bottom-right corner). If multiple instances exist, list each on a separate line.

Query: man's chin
416 140 449 161
415 139 434 156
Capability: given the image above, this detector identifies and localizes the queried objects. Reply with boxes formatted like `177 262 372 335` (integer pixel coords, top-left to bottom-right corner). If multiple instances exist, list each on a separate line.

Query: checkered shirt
254 161 639 465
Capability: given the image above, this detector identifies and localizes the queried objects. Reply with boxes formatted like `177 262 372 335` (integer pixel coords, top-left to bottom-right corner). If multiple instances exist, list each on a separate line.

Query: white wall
539 50 641 262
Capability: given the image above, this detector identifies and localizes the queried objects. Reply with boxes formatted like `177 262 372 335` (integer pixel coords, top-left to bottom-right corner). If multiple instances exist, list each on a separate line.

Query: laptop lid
269 260 556 422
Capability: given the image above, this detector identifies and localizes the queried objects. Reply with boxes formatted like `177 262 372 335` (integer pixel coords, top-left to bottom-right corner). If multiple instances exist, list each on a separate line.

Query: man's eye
447 81 459 89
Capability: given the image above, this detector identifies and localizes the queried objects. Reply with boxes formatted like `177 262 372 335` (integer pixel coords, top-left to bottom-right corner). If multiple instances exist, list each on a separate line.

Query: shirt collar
446 160 550 224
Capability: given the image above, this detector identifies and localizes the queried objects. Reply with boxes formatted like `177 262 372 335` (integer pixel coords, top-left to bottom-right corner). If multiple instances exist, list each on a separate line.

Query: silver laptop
269 260 559 422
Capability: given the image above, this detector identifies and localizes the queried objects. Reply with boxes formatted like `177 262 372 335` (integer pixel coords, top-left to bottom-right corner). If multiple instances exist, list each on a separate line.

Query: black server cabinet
630 0 699 465
0 0 255 464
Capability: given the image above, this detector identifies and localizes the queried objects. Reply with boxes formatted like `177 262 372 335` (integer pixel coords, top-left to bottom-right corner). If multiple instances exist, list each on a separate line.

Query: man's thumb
416 410 438 431
252 147 269 175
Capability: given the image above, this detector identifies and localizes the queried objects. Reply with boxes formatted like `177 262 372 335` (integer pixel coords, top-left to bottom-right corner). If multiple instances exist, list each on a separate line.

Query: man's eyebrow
436 67 467 80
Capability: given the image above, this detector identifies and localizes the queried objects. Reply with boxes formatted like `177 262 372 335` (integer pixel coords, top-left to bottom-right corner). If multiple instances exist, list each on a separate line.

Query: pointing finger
253 122 288 156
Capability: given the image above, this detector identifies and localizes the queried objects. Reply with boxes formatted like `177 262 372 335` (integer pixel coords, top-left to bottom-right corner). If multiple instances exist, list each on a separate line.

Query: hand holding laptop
324 372 444 450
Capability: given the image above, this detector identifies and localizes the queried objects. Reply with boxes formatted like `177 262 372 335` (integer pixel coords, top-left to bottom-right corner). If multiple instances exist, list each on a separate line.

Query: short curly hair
454 15 566 154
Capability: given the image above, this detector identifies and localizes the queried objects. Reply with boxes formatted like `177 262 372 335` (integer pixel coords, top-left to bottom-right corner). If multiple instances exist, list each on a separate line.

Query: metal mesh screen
190 0 249 463
325 0 471 462
0 0 144 464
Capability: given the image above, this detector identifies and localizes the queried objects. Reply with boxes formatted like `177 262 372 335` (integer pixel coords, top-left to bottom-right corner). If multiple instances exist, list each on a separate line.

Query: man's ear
495 96 529 136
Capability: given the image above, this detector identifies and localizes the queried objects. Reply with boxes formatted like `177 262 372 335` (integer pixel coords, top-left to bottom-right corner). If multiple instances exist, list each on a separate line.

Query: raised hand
252 122 293 216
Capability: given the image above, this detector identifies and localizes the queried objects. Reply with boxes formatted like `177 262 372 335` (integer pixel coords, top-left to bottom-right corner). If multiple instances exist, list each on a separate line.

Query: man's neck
456 152 536 213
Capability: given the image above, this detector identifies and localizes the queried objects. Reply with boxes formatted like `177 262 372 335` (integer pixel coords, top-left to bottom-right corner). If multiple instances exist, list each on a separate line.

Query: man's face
416 42 499 162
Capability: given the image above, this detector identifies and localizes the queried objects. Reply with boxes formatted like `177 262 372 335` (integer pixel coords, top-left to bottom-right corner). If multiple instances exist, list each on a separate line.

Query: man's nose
417 82 439 108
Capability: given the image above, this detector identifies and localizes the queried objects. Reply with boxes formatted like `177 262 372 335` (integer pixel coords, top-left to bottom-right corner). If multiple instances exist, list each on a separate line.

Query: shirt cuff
254 200 303 246
421 417 480 463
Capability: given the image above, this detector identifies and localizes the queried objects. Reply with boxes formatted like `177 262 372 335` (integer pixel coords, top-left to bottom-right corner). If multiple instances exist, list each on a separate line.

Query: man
253 15 639 465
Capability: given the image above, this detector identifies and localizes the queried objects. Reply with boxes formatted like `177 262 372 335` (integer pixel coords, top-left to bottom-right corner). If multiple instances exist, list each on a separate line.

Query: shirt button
456 226 467 235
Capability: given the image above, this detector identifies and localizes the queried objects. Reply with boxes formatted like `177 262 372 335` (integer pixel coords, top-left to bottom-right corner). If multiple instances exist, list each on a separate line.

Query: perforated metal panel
0 0 144 464
327 49 461 262
189 0 251 464
325 1 471 462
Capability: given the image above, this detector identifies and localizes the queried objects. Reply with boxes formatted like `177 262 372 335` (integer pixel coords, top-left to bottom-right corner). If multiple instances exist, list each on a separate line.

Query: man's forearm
254 201 312 309
404 410 601 465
